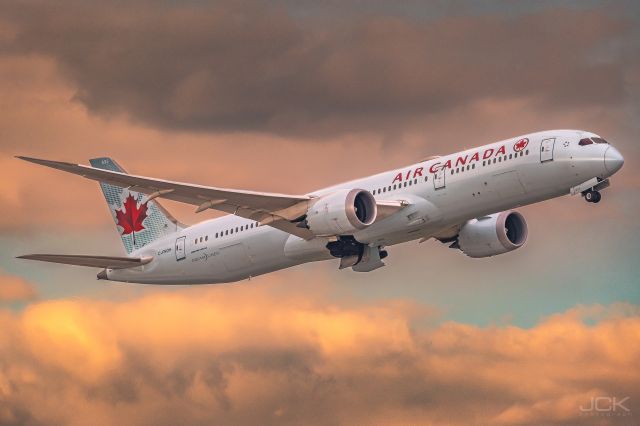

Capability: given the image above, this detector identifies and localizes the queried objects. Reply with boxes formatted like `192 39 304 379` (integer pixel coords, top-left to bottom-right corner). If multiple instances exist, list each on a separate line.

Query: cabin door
540 138 555 162
433 167 446 190
175 236 186 261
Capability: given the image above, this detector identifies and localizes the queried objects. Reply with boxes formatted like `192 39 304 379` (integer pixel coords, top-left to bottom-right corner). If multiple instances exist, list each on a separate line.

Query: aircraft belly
219 243 252 272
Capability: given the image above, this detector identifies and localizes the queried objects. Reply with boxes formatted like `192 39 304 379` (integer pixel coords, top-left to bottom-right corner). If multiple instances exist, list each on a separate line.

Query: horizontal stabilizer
17 254 153 269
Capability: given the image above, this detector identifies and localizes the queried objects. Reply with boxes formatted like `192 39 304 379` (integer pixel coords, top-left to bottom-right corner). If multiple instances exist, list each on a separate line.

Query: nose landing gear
584 190 601 203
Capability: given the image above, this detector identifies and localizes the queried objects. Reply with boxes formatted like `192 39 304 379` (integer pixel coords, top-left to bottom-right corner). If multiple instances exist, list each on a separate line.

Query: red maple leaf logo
514 138 529 152
115 194 148 235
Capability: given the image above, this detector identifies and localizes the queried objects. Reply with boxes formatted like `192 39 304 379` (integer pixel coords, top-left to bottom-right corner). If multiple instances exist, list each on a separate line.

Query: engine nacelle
458 211 528 258
306 189 377 236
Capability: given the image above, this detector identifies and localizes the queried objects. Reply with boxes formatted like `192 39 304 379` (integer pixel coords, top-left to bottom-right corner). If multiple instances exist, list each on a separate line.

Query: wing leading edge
17 156 316 239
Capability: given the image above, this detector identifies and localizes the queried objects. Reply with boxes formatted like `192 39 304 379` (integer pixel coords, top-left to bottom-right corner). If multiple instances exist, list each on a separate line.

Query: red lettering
455 155 468 167
405 170 411 180
496 145 506 155
429 162 441 173
413 167 423 178
483 149 494 159
392 173 402 184
470 152 480 162
443 159 452 169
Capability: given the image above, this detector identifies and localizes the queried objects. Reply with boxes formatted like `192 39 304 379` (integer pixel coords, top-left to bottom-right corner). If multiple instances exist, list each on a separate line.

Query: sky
0 0 639 425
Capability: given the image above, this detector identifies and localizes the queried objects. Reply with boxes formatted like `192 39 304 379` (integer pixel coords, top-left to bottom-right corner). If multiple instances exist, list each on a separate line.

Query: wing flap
17 254 153 269
376 199 409 220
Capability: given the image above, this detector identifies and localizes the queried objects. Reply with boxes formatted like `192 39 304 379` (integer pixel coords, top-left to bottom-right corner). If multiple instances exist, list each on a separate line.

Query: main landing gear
583 189 601 203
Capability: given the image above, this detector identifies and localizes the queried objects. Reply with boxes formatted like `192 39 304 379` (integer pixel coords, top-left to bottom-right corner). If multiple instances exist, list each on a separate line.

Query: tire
585 191 594 202
592 191 601 203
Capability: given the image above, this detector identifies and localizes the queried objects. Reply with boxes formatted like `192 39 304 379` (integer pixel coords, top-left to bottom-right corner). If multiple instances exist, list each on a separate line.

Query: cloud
0 52 637 235
0 271 37 302
0 285 637 425
0 4 637 424
0 2 637 233
1 1 636 136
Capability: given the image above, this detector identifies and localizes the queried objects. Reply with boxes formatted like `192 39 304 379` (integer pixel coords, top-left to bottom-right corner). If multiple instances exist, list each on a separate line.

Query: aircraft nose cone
604 146 624 174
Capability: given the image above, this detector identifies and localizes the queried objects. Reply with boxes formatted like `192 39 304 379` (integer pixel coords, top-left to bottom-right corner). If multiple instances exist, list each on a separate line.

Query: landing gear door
175 236 186 261
540 138 555 163
433 167 446 190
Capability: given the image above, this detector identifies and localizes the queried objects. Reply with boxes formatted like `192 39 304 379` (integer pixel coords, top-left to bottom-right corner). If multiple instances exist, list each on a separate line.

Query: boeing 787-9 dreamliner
17 129 624 284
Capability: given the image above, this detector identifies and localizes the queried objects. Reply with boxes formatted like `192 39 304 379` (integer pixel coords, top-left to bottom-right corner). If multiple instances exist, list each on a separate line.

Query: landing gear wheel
584 190 601 203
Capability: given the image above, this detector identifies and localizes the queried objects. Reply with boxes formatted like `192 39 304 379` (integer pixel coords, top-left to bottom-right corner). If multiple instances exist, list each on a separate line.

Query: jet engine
457 211 528 258
306 189 377 236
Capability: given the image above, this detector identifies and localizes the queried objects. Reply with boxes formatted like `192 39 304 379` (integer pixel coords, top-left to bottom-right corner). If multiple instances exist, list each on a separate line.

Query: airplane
16 129 624 284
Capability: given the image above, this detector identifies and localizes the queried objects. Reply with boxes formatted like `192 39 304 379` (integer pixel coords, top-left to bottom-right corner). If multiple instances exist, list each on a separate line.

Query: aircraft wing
17 254 153 269
17 156 316 239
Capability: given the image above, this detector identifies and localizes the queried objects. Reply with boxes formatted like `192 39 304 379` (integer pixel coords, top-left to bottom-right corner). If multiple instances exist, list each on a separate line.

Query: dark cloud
1 1 635 136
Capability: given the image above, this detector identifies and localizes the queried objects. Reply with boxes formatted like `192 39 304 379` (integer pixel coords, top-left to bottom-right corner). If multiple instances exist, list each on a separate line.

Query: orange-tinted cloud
0 271 37 302
0 283 637 425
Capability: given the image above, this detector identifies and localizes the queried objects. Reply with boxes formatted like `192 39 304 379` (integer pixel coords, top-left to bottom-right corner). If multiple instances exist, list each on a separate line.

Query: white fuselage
107 129 622 284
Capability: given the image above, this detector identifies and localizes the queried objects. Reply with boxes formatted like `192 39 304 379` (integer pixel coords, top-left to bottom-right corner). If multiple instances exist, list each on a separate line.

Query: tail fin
90 157 185 254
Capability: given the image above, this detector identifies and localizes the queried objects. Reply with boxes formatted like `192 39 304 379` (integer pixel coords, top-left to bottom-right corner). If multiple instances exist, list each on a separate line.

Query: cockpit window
592 137 609 144
579 138 593 146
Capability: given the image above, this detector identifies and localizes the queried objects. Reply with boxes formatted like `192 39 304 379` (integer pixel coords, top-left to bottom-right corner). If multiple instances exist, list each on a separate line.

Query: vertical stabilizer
90 157 185 254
